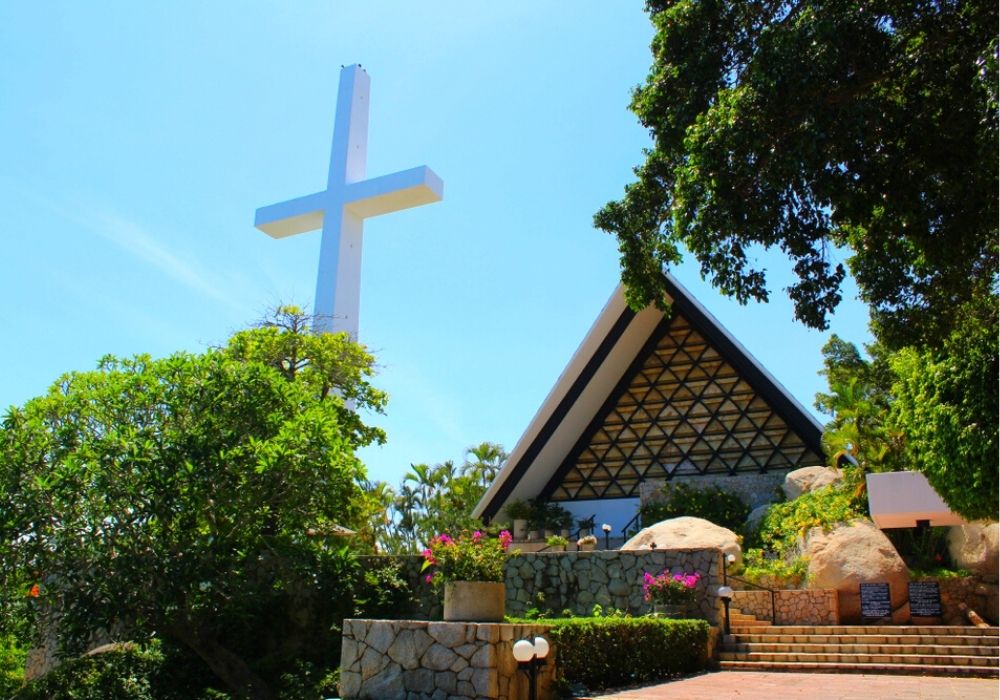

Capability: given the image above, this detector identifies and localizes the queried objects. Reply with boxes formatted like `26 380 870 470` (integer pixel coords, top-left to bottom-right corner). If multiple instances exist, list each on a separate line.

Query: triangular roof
474 274 824 521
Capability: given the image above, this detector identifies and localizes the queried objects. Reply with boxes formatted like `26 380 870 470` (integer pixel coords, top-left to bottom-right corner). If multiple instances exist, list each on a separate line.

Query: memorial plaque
860 582 892 619
909 581 943 617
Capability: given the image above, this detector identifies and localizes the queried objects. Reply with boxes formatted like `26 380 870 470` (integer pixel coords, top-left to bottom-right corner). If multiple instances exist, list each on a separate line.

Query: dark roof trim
479 306 636 521
659 274 824 453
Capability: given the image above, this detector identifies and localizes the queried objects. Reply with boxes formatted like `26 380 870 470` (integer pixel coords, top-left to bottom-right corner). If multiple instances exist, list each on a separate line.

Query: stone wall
732 589 839 625
363 548 725 625
921 576 999 626
640 473 788 510
340 620 557 700
506 549 723 625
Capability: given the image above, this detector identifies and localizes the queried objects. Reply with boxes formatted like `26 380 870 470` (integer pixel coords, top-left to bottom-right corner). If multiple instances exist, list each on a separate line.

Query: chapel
473 273 825 535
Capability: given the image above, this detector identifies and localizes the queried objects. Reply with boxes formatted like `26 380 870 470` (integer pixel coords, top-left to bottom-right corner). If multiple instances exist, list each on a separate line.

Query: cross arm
343 166 443 219
255 191 329 239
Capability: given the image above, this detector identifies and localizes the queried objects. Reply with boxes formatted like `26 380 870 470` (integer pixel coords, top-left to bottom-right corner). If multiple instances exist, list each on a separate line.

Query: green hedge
544 618 710 690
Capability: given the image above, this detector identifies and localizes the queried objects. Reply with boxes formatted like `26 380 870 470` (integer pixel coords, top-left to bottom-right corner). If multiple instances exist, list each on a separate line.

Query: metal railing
724 562 779 625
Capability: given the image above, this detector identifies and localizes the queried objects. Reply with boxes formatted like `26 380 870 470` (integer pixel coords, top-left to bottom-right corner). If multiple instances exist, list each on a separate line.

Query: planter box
444 581 506 622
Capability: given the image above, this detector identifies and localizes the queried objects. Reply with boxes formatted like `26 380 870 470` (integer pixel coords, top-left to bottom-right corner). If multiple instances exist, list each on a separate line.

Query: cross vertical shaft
254 64 443 340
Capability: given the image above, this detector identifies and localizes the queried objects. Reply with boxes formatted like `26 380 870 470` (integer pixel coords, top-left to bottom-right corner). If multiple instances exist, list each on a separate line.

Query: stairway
719 611 1000 677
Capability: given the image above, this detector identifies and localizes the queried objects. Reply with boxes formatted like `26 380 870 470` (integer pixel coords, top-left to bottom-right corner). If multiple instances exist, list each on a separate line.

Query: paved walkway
583 671 999 699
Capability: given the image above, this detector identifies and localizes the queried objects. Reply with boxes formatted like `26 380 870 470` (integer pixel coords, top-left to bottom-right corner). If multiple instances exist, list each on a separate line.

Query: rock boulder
622 516 741 566
948 522 999 583
782 466 843 500
804 519 910 623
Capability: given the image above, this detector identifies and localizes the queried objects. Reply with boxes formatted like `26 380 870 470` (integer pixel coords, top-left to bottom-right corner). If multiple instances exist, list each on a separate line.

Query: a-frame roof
473 274 824 521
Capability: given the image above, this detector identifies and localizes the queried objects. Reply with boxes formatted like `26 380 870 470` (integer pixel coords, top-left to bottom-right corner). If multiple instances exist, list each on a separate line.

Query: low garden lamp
513 636 549 700
717 585 734 635
723 552 736 584
601 522 612 550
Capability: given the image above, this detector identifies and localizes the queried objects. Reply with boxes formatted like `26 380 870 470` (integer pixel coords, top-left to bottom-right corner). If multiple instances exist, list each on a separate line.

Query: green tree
888 295 998 520
595 0 997 347
0 312 383 699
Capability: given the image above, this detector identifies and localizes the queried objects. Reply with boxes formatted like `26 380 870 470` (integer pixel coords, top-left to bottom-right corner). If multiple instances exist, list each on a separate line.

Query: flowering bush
642 570 702 605
421 530 515 587
577 534 597 546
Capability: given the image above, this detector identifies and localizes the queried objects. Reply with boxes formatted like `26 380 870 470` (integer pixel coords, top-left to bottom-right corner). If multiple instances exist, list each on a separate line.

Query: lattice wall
548 312 823 501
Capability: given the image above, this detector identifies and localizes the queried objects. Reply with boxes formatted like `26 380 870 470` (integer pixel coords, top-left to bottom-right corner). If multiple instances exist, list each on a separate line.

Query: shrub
741 468 867 586
639 483 750 532
421 530 515 587
354 560 414 618
544 617 710 690
12 642 195 700
0 633 26 698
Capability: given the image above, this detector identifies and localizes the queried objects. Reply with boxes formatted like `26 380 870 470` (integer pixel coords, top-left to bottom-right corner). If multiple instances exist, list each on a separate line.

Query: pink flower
425 574 433 584
498 530 513 550
472 531 483 544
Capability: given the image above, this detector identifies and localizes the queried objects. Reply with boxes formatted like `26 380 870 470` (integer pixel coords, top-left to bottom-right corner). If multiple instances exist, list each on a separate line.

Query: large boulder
948 522 999 583
622 516 741 565
804 520 910 623
782 466 843 500
744 503 772 534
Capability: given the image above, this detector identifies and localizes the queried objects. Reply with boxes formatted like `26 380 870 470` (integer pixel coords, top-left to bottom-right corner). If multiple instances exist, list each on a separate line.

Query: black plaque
909 581 943 617
860 582 892 619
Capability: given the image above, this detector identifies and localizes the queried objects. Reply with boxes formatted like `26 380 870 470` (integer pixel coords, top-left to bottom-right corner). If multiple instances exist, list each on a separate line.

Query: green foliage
0 307 381 698
596 1 997 347
0 633 26 698
12 642 202 700
742 470 866 586
546 535 569 549
815 335 905 473
503 499 532 521
888 296 999 520
544 617 710 690
381 442 508 553
639 482 750 532
420 531 515 587
353 560 414 619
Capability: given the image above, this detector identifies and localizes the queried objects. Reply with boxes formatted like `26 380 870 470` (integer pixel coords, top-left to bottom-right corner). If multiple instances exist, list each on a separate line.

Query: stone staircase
719 611 1000 677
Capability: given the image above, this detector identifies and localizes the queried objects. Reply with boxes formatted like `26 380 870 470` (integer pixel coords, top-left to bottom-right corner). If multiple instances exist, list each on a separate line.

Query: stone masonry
362 548 725 625
732 589 839 625
505 549 723 625
339 620 557 700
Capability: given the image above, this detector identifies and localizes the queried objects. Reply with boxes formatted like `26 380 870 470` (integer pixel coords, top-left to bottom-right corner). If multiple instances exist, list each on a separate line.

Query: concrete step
730 631 999 646
720 624 999 677
726 642 1000 657
729 624 998 636
718 659 999 678
718 651 998 667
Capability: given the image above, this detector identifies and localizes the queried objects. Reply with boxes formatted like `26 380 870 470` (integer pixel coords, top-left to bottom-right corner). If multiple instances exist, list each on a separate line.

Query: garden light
717 585 734 635
601 522 612 549
512 635 549 700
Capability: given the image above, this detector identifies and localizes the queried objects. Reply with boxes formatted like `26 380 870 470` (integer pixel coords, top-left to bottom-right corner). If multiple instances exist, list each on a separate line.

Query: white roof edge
472 285 628 518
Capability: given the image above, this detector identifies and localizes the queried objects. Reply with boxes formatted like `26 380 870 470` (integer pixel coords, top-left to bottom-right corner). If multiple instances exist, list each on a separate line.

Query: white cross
255 64 443 339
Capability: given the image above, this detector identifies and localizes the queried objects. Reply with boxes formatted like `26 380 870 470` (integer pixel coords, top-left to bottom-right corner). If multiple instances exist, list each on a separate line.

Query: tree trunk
168 621 275 700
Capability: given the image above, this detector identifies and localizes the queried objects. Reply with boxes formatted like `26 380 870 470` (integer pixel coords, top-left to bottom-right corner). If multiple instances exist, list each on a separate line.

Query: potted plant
422 530 516 621
641 569 702 617
577 534 597 552
542 502 573 537
546 534 569 551
504 500 532 540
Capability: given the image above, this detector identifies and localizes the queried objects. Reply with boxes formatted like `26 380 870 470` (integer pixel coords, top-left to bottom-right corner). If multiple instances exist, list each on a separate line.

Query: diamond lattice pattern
550 313 823 500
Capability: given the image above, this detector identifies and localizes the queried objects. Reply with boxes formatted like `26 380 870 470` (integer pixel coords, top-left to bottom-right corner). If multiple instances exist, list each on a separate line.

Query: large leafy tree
0 310 384 699
595 0 997 348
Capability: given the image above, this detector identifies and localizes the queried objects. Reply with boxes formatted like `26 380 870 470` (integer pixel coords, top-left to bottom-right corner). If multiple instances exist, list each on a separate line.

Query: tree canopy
0 309 384 699
595 0 997 348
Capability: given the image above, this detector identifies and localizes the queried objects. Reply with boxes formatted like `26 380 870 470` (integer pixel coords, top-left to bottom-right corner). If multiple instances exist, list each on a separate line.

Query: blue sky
1 2 871 486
